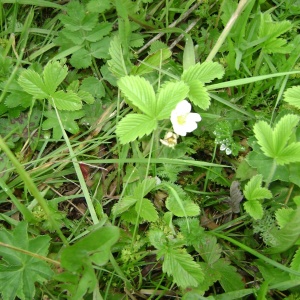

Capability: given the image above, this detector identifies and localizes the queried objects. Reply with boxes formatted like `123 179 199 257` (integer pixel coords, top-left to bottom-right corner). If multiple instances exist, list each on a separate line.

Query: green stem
0 136 68 245
206 0 250 62
54 106 100 224
210 231 300 277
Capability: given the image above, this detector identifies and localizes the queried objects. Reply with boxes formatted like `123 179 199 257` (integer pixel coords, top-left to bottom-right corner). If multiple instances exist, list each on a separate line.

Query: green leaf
80 77 105 98
135 198 158 222
183 36 196 70
276 208 295 229
148 229 166 250
187 80 210 110
116 113 157 144
243 200 264 220
61 226 120 271
86 0 111 13
43 61 68 95
51 90 82 110
132 48 172 76
243 174 272 201
160 247 204 288
112 196 137 216
133 177 157 199
70 48 92 69
18 69 48 99
0 222 53 300
90 36 111 59
265 207 300 254
181 62 224 84
253 114 300 165
118 76 156 116
196 235 222 265
42 110 85 140
290 249 300 280
284 86 300 109
166 184 200 217
156 81 189 120
85 23 113 42
108 36 132 78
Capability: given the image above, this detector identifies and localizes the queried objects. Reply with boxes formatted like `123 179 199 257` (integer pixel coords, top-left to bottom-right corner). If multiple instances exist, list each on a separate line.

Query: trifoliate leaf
118 76 156 116
51 90 82 110
253 114 300 165
0 222 53 300
187 80 210 110
135 198 158 222
181 62 224 84
284 86 300 109
43 61 68 95
18 69 48 99
116 113 157 144
243 175 272 201
156 81 189 120
160 247 204 288
243 200 264 220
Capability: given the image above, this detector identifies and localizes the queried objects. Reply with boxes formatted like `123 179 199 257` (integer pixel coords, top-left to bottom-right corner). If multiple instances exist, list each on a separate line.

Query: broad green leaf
133 177 157 199
148 229 166 250
243 175 272 201
43 61 68 95
18 69 48 99
90 37 111 59
112 196 137 215
290 249 300 280
265 207 300 254
85 22 113 42
160 247 204 288
135 198 158 222
51 90 82 110
181 62 224 84
77 90 94 104
187 80 210 110
156 81 189 120
80 77 105 98
59 1 85 29
183 36 195 70
243 200 264 220
196 235 222 265
284 86 300 109
214 259 244 292
198 261 222 293
276 208 295 229
108 36 131 78
132 48 172 76
118 76 156 117
87 0 111 13
70 48 92 69
166 196 200 217
0 222 53 300
61 226 120 271
253 114 300 165
116 113 157 144
177 218 205 247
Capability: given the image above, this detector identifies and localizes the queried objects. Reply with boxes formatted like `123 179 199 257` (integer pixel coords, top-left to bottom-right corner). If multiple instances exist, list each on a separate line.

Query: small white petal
174 100 191 114
225 148 232 155
220 144 226 151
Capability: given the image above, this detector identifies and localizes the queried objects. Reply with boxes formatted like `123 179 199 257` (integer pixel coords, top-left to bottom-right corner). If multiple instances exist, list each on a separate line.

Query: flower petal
174 100 191 114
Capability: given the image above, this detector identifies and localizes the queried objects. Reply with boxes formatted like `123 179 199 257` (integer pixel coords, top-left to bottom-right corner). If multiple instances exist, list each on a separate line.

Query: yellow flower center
177 115 187 125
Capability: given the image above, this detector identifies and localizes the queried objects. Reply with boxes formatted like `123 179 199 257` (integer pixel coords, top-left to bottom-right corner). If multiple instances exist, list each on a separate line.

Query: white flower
170 100 201 136
160 131 178 148
220 143 232 155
